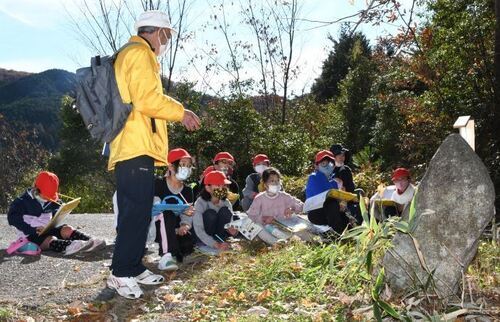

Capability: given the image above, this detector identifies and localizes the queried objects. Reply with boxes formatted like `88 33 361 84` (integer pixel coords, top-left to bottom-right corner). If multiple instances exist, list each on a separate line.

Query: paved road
0 213 119 307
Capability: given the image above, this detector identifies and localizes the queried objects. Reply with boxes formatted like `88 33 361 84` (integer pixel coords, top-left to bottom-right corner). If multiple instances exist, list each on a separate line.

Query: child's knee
203 209 218 221
60 225 74 239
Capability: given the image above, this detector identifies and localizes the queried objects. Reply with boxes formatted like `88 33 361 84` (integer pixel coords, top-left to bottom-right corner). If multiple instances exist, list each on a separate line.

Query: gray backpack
75 43 138 144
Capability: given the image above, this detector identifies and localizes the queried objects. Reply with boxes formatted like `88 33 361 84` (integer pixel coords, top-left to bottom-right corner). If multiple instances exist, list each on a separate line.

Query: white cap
134 10 177 34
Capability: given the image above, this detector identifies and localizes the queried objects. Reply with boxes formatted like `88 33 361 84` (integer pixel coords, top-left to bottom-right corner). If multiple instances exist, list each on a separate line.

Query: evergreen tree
311 27 371 103
336 40 376 153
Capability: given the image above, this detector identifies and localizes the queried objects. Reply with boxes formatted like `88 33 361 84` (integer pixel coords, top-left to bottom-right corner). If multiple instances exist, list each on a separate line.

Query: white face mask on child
175 167 192 181
267 184 281 194
254 165 268 175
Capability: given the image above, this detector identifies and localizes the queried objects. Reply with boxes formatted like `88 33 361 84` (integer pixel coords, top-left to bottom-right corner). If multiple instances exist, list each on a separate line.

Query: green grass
2 237 497 321
0 308 13 321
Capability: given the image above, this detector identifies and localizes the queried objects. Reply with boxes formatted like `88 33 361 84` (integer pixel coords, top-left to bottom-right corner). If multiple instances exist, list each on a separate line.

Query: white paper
303 190 329 212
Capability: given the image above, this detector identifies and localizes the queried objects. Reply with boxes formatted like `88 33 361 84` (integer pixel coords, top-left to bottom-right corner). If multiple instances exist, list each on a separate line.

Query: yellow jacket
108 36 184 170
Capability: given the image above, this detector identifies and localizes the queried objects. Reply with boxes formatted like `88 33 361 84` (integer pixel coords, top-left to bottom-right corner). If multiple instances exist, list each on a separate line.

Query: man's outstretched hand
182 109 201 131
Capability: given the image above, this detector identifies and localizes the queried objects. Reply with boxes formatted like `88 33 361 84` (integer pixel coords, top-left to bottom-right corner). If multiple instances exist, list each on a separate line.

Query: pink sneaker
84 239 106 252
64 240 93 255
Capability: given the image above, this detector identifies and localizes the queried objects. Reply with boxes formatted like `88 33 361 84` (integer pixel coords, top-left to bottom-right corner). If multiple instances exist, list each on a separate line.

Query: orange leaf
67 306 81 316
257 289 272 303
163 293 179 302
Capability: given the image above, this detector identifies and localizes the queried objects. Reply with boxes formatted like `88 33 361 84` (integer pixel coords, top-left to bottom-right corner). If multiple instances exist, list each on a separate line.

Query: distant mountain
0 69 76 105
0 69 76 150
0 68 32 87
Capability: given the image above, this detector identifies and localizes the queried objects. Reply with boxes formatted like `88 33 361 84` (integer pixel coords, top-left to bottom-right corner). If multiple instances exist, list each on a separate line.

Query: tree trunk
495 0 500 124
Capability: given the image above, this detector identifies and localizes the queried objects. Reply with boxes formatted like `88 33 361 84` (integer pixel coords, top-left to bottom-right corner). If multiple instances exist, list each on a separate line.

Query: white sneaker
195 245 221 256
107 274 143 299
158 253 178 271
84 238 106 252
64 240 93 255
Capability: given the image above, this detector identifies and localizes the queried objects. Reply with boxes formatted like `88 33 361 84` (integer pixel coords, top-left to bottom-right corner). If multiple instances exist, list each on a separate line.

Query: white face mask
267 184 281 194
394 180 409 193
254 165 268 175
175 167 192 181
157 29 169 56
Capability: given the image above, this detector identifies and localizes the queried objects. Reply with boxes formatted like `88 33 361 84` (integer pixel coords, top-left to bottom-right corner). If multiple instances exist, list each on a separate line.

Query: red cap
213 152 235 164
34 171 59 201
252 154 270 166
392 168 410 181
204 170 231 185
168 148 192 163
315 150 335 164
202 165 216 179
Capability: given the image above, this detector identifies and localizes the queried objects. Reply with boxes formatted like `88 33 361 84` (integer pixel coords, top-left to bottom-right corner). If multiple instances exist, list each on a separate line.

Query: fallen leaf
300 298 315 308
163 293 180 302
73 266 80 272
257 289 272 303
337 291 357 305
67 306 81 316
290 262 304 272
222 288 237 300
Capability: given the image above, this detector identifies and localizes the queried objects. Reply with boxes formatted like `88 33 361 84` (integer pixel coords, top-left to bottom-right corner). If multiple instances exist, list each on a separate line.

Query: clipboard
39 198 81 235
373 199 397 207
273 215 310 233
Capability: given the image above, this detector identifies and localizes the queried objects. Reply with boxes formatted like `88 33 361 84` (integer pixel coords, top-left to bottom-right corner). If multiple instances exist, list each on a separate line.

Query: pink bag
7 237 41 256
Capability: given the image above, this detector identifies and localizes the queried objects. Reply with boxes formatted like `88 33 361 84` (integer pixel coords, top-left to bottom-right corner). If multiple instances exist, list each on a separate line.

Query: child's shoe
158 252 179 271
84 238 106 252
64 240 93 255
107 274 143 299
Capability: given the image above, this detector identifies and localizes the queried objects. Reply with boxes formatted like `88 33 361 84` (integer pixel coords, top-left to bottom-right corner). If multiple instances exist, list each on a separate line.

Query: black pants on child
307 198 349 234
27 225 90 252
112 155 154 277
155 213 194 262
201 207 233 241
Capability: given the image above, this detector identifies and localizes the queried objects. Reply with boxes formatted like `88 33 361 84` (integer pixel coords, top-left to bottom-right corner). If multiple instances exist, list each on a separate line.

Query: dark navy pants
111 155 154 277
307 198 349 234
202 207 233 241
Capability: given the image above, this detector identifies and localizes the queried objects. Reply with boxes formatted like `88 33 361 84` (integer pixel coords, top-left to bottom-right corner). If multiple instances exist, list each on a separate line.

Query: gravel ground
0 213 118 308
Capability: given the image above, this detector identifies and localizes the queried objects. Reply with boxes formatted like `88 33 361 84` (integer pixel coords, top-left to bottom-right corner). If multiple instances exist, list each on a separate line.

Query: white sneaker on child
195 245 221 256
107 274 143 299
158 252 178 271
64 240 93 255
84 238 106 252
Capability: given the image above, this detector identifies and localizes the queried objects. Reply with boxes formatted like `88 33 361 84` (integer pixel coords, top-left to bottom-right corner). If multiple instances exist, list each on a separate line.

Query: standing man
107 10 200 299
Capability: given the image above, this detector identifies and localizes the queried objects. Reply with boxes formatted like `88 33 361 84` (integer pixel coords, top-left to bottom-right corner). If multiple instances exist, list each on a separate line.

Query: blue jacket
305 171 338 199
7 190 60 236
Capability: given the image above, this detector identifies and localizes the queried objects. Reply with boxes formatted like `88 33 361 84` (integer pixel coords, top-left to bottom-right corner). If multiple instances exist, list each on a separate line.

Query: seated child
193 170 238 253
241 154 270 211
305 150 348 235
212 152 240 208
247 167 303 245
7 171 104 255
370 168 416 220
153 148 195 270
390 168 416 213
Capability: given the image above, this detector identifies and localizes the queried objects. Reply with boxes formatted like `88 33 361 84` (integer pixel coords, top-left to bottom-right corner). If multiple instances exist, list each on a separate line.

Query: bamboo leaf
408 188 418 231
377 299 401 319
359 195 370 224
372 267 385 300
394 221 409 233
366 250 373 274
373 302 383 322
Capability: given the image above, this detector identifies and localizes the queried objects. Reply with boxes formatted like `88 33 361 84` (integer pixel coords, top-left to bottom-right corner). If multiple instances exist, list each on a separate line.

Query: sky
0 0 421 95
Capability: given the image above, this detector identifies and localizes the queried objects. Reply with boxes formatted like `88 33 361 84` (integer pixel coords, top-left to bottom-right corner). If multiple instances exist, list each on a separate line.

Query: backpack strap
112 41 157 134
111 41 142 61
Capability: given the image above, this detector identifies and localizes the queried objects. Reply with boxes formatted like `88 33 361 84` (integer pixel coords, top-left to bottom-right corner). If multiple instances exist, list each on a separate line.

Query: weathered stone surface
382 134 495 300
